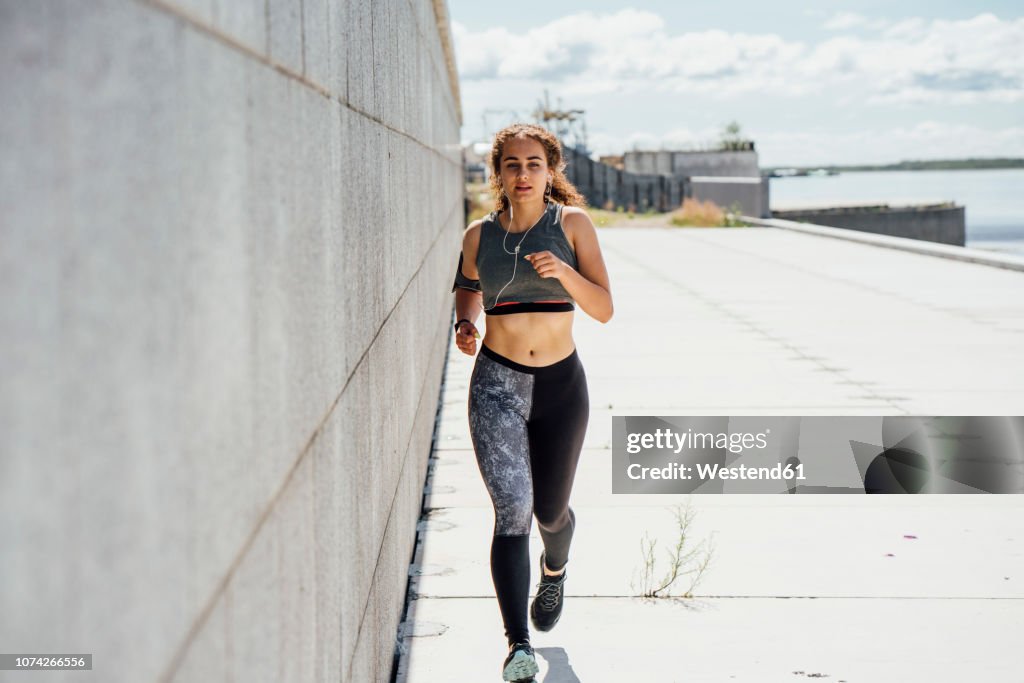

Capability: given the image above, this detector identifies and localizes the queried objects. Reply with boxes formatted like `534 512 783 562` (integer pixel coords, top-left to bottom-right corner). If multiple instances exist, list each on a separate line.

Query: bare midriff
482 310 576 366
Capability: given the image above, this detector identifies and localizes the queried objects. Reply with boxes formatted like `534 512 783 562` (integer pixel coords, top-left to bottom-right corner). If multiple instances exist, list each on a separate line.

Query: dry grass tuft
671 197 725 226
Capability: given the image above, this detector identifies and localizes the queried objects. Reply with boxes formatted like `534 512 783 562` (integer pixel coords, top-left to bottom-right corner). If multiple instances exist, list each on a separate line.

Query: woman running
451 123 613 682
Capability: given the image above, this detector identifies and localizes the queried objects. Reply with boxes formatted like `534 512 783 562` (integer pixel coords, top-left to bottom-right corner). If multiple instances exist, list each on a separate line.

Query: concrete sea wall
771 204 966 246
689 176 771 218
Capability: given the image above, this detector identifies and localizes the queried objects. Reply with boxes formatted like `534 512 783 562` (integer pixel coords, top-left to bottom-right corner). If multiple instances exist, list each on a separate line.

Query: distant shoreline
764 159 1024 175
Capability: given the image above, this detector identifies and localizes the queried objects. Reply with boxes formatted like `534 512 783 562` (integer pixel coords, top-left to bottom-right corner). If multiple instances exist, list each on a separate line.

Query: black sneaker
530 551 567 632
502 641 538 682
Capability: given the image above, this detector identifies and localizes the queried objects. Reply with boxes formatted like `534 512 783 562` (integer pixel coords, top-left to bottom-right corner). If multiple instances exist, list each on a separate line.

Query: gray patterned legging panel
469 343 589 645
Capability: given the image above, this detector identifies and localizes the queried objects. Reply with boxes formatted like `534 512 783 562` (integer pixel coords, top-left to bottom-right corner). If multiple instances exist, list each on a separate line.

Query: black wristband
454 318 472 333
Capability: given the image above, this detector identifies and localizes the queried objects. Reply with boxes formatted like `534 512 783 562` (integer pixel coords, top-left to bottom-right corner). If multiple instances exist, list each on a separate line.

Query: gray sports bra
452 202 578 315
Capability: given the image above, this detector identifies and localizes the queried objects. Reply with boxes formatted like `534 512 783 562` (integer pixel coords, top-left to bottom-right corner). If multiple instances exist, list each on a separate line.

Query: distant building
625 144 760 178
599 155 624 170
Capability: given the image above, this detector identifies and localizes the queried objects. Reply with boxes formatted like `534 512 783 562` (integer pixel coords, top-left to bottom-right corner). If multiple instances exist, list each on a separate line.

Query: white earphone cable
483 189 548 312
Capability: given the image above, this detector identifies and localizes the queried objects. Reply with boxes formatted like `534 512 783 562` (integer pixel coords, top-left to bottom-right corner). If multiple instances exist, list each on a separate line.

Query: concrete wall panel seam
338 240 456 678
344 302 449 683
159 328 358 683
325 193 463 439
343 100 462 166
149 0 455 161
142 0 331 98
165 207 463 682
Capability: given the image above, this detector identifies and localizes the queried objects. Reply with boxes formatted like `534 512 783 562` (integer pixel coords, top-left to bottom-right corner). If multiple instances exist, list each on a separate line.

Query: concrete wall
770 205 966 246
689 176 771 218
0 2 462 682
625 149 760 177
565 147 687 211
624 149 675 175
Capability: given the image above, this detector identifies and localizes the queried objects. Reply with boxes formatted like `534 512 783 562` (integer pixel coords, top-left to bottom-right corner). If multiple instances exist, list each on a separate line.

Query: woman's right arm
454 222 483 355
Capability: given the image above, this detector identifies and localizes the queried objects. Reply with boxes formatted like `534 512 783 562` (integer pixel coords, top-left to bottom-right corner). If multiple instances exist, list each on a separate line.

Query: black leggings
468 343 589 645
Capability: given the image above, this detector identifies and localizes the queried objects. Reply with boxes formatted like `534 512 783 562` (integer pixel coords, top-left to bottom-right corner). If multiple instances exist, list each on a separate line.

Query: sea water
769 168 1024 256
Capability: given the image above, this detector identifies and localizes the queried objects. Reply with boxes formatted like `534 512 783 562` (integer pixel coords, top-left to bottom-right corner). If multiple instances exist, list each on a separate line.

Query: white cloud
864 13 1024 105
453 11 809 96
454 11 1024 161
451 10 665 81
453 11 1024 103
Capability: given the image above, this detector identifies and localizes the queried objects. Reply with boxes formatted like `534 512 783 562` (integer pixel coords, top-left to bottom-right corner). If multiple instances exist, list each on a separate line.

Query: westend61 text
627 461 806 481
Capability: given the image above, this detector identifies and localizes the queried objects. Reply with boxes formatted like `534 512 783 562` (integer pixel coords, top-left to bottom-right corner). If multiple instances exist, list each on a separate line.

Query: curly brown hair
488 123 587 213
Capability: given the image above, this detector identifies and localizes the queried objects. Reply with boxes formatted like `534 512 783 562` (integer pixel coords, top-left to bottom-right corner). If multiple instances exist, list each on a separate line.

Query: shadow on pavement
535 647 582 682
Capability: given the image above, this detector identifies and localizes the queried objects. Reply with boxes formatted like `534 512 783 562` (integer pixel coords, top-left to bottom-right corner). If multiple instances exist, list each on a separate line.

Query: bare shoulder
561 205 591 221
461 219 486 277
561 206 598 241
463 218 484 251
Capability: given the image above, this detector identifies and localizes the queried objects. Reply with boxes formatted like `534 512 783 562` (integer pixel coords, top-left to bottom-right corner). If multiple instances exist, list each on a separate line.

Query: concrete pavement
396 226 1024 683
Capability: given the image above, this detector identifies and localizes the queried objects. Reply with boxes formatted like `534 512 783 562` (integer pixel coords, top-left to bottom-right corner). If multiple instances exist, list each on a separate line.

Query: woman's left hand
524 251 569 280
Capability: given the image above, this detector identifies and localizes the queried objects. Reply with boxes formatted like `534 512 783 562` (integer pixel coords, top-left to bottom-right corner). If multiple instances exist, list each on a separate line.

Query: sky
447 1 1024 166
